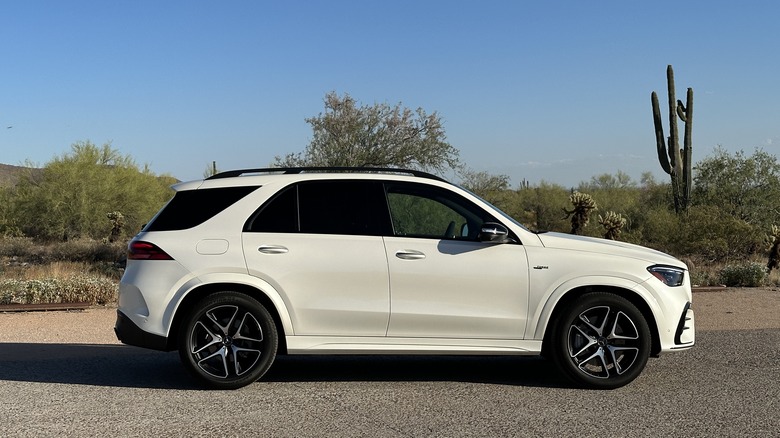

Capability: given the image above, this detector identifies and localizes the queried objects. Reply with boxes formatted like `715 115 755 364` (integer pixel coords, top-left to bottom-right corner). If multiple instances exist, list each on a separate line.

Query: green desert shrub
676 206 764 261
718 262 766 287
689 268 719 287
513 182 570 232
47 239 126 263
0 237 37 258
629 207 679 255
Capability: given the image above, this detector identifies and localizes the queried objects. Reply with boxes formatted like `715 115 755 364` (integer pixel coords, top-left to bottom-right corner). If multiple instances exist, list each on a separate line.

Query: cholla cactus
767 225 780 272
563 192 597 235
598 211 627 240
107 211 125 243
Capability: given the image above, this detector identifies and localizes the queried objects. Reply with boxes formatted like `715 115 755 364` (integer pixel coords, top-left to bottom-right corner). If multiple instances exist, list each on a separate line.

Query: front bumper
674 302 695 346
114 310 170 351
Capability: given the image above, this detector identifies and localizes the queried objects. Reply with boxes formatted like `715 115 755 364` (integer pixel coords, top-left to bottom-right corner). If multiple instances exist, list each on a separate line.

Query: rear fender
166 272 295 337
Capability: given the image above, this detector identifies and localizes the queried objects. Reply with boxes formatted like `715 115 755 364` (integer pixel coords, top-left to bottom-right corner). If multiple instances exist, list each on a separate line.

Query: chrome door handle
395 250 425 260
258 245 289 254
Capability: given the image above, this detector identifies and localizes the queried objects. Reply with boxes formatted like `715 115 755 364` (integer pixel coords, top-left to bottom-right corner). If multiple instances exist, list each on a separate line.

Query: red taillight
128 241 174 260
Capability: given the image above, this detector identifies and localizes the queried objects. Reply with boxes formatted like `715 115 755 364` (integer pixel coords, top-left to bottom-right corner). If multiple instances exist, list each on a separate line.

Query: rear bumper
114 310 170 351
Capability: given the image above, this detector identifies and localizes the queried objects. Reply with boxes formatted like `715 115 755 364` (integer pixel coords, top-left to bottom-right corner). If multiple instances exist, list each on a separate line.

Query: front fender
527 275 663 340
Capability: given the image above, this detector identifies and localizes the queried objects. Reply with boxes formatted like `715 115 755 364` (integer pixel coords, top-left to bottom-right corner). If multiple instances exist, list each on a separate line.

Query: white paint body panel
242 233 390 336
118 172 694 359
384 237 529 339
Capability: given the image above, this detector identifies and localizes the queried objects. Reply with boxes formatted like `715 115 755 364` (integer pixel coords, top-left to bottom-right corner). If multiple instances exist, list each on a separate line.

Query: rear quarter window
145 186 259 231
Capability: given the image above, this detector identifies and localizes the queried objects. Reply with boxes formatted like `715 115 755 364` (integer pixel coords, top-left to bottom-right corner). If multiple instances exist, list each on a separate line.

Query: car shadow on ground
0 343 568 390
266 355 566 387
0 343 196 390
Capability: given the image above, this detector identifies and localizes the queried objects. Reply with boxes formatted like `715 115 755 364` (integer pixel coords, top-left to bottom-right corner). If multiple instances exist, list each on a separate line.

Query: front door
383 183 529 339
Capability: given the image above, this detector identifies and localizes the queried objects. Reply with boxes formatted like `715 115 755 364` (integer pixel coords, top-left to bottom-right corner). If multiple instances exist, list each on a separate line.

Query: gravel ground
0 287 778 344
1 288 778 437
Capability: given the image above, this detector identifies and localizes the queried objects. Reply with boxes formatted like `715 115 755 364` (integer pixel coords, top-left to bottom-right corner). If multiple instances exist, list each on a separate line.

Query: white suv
115 167 694 389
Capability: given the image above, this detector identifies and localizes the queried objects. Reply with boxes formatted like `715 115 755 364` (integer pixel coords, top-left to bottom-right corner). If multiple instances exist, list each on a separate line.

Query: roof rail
206 167 448 182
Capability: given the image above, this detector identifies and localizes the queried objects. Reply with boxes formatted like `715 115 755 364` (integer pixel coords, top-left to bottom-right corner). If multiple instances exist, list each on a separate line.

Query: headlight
648 265 685 287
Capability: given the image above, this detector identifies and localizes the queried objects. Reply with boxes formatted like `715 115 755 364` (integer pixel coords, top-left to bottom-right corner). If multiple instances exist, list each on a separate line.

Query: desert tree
8 141 175 240
275 92 460 174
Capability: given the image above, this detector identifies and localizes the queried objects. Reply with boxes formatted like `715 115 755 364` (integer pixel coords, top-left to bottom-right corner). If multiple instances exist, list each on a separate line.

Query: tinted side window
299 180 389 235
246 185 298 233
146 186 258 231
245 180 391 236
385 183 496 240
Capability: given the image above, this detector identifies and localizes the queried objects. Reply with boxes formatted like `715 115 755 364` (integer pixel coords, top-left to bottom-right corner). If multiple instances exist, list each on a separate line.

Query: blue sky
2 1 779 187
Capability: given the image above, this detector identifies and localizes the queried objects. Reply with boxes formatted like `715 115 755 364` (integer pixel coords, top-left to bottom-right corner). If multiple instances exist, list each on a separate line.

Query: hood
536 232 686 269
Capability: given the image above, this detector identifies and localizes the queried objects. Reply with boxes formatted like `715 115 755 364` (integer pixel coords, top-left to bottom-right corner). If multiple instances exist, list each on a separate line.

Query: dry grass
0 238 124 305
2 261 95 280
0 260 120 305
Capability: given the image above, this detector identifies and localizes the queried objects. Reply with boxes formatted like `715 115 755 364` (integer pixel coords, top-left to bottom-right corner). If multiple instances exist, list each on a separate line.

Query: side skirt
286 336 543 355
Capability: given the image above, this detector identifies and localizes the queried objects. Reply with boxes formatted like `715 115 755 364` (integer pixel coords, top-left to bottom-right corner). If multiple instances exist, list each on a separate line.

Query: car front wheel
178 292 278 389
549 292 651 389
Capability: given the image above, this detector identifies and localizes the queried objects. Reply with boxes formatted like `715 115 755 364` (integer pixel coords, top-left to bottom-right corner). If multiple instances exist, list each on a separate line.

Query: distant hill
0 163 40 188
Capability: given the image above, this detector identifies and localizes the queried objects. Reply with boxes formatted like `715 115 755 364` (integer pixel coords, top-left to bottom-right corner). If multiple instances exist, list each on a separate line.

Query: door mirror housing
478 222 510 243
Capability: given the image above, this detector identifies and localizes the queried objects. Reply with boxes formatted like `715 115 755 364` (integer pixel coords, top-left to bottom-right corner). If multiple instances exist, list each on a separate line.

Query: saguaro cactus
652 65 693 213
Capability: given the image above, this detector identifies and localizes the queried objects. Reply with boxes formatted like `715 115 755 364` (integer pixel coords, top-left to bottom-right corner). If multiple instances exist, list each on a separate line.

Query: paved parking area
0 288 778 437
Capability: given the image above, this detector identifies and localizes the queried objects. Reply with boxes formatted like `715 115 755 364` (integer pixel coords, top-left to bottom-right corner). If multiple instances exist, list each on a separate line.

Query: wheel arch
540 285 661 358
166 282 290 354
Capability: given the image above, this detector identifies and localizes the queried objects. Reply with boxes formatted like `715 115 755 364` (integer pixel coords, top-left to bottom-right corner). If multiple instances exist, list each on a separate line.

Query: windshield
455 184 533 233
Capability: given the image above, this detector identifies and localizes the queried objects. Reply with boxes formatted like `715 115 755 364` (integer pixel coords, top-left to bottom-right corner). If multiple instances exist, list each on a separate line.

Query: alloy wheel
567 305 641 379
187 304 265 380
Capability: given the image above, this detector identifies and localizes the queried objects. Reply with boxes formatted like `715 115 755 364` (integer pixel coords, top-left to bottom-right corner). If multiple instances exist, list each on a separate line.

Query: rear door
242 180 392 336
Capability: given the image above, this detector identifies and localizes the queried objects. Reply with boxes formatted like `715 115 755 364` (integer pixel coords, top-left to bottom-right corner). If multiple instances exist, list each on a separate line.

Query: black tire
178 292 278 389
549 292 651 389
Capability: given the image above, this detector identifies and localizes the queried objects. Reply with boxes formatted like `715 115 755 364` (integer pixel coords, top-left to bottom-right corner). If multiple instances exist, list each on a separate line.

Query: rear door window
245 180 391 236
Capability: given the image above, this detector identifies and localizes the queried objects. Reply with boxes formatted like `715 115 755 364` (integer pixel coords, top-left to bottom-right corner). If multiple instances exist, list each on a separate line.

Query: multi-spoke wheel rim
188 304 265 379
567 305 641 379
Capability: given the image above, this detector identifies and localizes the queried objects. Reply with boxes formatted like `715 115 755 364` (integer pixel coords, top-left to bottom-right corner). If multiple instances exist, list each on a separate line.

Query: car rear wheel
550 292 651 389
178 292 277 389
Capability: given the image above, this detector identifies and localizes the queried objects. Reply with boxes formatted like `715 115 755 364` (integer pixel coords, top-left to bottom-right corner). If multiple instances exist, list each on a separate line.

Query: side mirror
478 222 510 243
